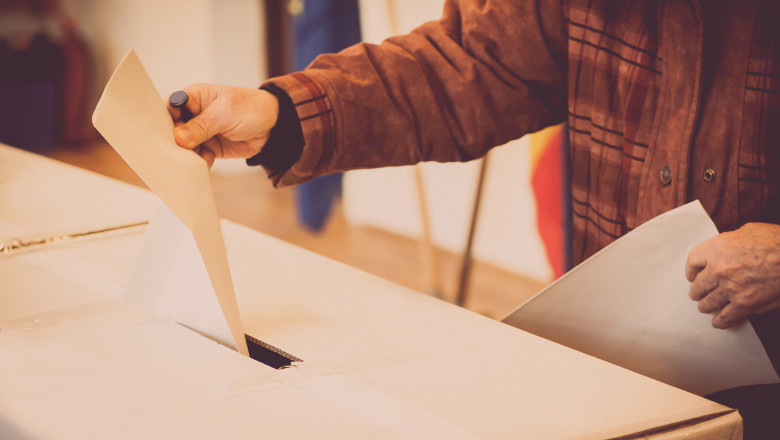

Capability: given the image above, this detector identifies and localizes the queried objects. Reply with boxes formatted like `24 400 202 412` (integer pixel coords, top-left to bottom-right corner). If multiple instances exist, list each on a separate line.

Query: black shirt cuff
246 84 304 178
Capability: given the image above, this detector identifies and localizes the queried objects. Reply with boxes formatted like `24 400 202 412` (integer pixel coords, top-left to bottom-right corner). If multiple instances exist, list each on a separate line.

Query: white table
0 144 741 439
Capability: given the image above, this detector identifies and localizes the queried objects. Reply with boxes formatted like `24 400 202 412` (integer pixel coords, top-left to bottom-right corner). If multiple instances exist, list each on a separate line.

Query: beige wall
62 0 265 108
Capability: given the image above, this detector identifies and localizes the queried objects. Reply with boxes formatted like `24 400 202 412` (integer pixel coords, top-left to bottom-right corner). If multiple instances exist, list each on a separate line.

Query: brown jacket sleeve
263 0 568 187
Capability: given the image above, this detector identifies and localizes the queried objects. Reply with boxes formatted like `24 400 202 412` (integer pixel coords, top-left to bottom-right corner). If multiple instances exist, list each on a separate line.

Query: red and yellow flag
530 124 571 279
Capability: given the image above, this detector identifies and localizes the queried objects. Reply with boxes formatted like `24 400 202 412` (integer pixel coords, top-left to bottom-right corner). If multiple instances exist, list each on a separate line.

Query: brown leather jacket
265 0 779 264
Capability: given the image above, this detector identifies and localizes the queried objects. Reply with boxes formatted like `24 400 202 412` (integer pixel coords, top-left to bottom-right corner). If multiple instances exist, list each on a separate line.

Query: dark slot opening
245 334 303 369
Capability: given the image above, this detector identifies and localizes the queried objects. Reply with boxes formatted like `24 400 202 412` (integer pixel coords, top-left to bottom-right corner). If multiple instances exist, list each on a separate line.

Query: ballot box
0 144 742 439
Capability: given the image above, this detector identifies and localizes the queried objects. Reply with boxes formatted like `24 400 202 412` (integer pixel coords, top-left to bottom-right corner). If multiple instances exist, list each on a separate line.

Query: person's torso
564 0 780 264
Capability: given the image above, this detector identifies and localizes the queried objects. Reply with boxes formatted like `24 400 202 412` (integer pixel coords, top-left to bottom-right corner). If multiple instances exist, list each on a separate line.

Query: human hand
167 84 279 166
686 222 780 329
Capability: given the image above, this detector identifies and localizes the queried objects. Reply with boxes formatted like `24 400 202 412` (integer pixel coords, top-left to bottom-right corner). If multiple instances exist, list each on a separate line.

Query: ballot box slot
245 334 302 369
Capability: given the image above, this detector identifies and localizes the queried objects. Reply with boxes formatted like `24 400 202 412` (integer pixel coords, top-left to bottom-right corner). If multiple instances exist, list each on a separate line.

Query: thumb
685 239 711 282
174 113 220 150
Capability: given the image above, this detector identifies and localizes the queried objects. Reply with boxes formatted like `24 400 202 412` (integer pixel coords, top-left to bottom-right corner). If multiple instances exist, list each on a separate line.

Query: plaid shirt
264 0 779 265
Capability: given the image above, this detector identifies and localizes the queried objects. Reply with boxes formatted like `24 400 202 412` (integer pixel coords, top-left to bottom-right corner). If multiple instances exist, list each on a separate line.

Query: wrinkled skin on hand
167 84 279 166
686 222 780 329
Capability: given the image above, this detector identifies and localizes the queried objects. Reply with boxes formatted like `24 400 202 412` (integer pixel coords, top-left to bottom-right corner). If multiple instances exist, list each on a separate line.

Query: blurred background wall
347 0 553 281
61 0 265 109
0 0 559 285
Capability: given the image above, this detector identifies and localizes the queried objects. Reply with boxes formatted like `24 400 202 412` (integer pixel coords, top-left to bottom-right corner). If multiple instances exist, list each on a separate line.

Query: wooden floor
44 141 546 320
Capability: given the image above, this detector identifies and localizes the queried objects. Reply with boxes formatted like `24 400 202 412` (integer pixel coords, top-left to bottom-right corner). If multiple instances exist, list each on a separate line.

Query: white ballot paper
504 201 779 395
92 51 248 355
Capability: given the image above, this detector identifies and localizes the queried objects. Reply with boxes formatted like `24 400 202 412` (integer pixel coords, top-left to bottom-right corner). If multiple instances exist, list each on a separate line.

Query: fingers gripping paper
503 201 779 395
92 51 248 355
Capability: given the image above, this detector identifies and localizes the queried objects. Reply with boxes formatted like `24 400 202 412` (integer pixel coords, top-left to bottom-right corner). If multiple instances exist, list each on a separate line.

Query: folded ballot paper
504 200 780 395
92 50 248 355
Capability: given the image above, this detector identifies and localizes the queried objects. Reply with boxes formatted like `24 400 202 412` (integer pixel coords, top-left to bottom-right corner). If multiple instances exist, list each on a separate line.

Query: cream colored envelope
92 50 248 355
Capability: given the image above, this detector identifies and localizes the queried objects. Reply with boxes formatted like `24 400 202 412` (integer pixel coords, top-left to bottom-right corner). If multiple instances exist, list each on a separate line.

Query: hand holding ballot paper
166 83 279 167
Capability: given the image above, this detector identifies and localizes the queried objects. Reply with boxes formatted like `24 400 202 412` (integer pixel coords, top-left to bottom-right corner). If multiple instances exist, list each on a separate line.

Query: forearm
260 0 568 187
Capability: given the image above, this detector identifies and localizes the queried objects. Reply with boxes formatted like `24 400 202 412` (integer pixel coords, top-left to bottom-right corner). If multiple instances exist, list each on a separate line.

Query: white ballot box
0 144 742 439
